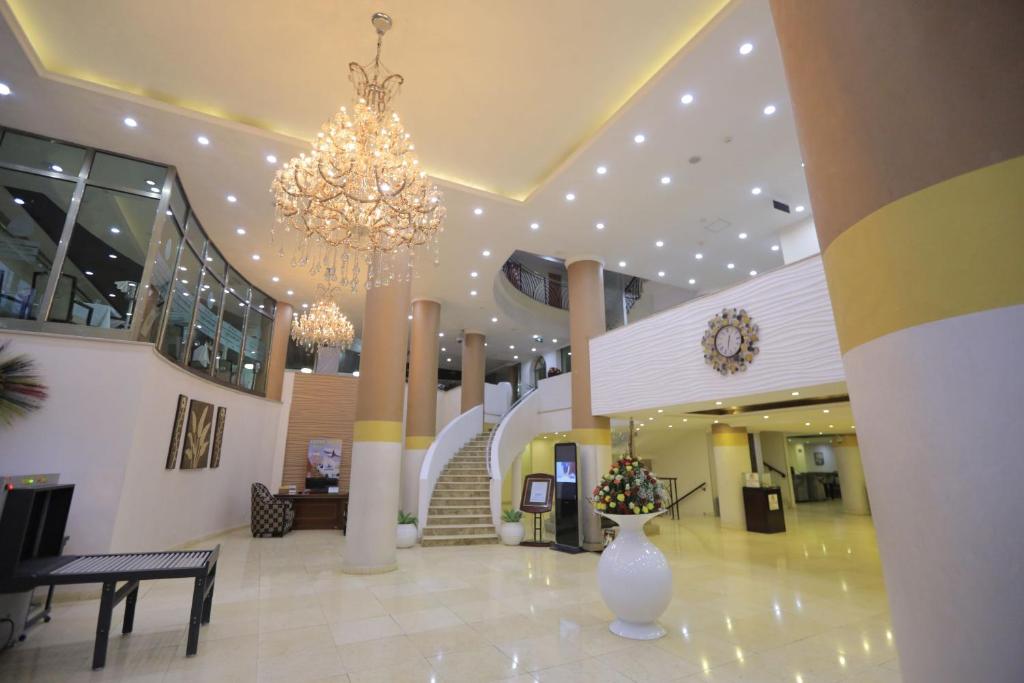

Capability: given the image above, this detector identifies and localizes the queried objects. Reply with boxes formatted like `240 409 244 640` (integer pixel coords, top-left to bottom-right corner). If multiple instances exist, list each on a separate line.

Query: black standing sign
553 442 584 553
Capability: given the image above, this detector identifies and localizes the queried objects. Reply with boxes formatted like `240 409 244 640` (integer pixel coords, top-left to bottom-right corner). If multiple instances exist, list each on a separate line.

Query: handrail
501 259 568 310
665 482 707 512
764 462 788 479
485 383 536 477
488 385 544 528
417 404 484 533
624 276 644 312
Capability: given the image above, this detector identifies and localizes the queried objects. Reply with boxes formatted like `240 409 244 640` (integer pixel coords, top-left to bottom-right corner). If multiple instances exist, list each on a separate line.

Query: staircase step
427 514 493 524
421 533 499 547
430 494 490 502
438 474 489 481
423 524 496 537
429 505 491 515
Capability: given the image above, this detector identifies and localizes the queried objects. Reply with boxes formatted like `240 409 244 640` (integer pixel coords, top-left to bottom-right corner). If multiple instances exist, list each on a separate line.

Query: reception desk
274 493 348 532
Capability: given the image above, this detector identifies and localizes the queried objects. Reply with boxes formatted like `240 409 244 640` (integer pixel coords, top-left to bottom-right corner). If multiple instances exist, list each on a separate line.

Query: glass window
0 169 76 320
0 131 87 177
285 336 316 371
159 245 201 361
241 311 272 392
49 185 158 328
138 212 182 343
216 293 247 385
203 242 226 281
88 152 166 196
184 213 206 256
225 266 250 301
168 180 187 225
249 286 275 317
560 345 572 373
188 269 223 373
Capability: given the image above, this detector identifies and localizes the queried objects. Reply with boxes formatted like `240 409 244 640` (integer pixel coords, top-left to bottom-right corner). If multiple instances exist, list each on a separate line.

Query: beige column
403 298 441 517
342 278 411 574
771 3 1023 679
833 434 869 516
460 331 485 420
264 303 293 401
565 256 612 550
710 425 750 530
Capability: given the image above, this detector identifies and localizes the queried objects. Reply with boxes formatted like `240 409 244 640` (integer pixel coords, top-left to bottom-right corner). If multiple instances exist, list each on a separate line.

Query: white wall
791 441 836 472
632 427 714 517
590 256 844 416
626 280 697 324
0 332 282 554
778 217 820 264
535 371 572 434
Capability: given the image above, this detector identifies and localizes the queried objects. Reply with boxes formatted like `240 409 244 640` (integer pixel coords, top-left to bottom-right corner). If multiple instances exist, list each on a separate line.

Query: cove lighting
739 42 754 55
123 117 138 127
197 135 210 146
633 133 646 144
763 104 777 116
680 93 694 105
596 165 607 175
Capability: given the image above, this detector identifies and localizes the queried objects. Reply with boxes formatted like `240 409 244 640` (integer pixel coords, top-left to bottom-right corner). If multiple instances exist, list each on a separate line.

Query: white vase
396 523 417 548
501 521 524 546
597 511 671 640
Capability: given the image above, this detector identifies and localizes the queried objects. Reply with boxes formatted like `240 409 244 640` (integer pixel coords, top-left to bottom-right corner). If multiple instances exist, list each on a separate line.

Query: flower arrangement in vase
592 456 672 640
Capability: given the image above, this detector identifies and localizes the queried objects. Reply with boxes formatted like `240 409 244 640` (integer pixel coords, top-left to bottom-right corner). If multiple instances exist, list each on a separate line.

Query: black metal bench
6 547 219 670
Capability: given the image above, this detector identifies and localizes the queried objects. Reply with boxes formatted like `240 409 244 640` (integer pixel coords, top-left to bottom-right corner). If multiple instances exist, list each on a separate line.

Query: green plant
0 342 48 427
502 508 523 523
398 511 418 526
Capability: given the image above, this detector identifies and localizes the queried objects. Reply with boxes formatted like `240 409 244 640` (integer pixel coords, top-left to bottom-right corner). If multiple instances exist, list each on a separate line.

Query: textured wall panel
282 374 358 491
590 256 843 415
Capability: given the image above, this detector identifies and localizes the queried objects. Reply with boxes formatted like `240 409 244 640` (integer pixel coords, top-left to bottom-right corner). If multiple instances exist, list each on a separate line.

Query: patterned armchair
251 483 294 537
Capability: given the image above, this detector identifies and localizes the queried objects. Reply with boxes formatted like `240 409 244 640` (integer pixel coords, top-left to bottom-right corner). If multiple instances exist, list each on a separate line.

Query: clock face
714 324 742 358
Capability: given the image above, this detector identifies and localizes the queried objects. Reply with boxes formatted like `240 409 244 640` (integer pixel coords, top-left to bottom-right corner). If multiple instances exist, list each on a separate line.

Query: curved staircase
421 429 498 546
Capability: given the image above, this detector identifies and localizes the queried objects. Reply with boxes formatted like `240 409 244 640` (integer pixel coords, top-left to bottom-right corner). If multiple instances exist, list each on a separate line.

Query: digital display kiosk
553 442 584 553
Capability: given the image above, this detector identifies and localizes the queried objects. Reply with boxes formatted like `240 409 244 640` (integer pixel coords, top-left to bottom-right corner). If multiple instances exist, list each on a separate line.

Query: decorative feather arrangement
0 341 48 426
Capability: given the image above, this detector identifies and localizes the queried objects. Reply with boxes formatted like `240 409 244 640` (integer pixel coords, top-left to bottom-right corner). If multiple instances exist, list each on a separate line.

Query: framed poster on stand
520 473 554 547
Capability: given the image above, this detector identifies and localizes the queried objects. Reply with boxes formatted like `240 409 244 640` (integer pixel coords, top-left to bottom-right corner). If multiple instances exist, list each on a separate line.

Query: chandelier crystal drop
290 288 356 351
271 12 445 290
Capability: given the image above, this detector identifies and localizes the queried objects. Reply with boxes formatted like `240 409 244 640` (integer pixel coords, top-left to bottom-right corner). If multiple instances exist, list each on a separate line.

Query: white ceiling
0 0 813 370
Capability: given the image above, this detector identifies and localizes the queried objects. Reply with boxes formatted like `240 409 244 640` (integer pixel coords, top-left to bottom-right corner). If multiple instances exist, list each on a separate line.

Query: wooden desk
274 493 348 532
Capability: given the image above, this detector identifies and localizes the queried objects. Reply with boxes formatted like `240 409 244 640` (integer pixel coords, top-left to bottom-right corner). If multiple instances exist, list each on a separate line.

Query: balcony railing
502 258 568 310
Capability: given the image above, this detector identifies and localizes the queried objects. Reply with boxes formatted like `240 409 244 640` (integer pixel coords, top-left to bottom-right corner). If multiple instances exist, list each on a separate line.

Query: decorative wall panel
282 374 358 491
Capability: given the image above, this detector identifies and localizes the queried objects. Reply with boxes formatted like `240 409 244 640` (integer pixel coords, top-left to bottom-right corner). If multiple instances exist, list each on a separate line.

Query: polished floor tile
2 502 900 682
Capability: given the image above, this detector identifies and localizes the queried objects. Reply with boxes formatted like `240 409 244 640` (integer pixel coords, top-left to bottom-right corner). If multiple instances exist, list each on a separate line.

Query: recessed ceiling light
680 92 694 105
595 222 605 230
823 409 830 414
805 422 811 427
179 266 187 271
552 338 558 343
530 222 540 230
751 187 762 196
795 205 806 212
123 117 138 128
513 354 519 360
13 198 25 205
695 253 703 260
197 135 210 146
655 240 664 247
715 401 722 405
764 415 770 419
481 250 491 257
0 83 11 96
791 391 800 396
491 317 498 323
739 233 749 240
771 244 780 251
108 254 117 259
108 293 116 299
634 133 646 144
660 176 671 185
749 270 757 276
302 303 309 308
235 227 246 235
596 165 607 175
85 270 94 276
300 367 313 374
509 345 515 350
688 278 696 285
658 271 665 278
252 254 260 261
618 260 626 268
470 271 478 278
441 347 446 352
144 179 157 187
739 42 754 55
266 154 277 164
50 164 63 173
438 332 445 337
271 276 280 283
470 290 477 296
727 263 735 269
829 424 834 429
531 347 537 352
763 104 776 116
408 314 413 320
286 290 294 296
226 195 237 203
107 226 121 235
473 207 483 215
565 192 575 202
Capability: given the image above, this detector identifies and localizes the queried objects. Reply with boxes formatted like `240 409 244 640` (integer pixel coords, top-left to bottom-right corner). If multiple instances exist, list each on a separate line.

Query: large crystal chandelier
271 12 445 290
290 288 356 351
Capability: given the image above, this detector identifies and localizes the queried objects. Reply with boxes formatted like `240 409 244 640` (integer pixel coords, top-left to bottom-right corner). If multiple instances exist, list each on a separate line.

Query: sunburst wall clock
702 308 759 375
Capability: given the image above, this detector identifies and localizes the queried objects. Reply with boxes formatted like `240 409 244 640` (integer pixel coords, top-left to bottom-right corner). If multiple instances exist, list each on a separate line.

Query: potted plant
591 456 671 640
500 508 524 546
396 511 418 548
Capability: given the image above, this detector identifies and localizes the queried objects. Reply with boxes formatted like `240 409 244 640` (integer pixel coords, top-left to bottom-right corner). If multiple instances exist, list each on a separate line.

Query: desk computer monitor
305 477 337 492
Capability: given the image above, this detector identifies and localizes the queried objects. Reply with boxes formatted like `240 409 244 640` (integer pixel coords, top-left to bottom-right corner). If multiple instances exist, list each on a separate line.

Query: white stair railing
488 387 541 528
417 404 484 534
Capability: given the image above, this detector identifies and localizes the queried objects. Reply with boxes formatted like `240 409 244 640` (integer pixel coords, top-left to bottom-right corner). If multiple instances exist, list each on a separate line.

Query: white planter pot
501 521 524 546
396 523 418 548
597 511 671 640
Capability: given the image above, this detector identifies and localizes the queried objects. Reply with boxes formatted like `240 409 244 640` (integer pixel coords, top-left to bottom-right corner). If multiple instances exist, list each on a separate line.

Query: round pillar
771 2 1024 680
342 278 411 574
460 331 485 419
710 425 750 530
403 298 440 517
566 256 612 550
264 303 293 401
833 435 869 516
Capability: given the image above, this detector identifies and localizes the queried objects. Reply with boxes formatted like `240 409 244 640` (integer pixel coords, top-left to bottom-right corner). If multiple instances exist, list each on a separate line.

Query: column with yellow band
710 424 750 529
771 2 1023 679
566 257 613 550
343 276 411 574
402 298 441 517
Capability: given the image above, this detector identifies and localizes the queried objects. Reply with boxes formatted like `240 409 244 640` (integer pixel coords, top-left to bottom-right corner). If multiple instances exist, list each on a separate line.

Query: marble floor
2 502 901 682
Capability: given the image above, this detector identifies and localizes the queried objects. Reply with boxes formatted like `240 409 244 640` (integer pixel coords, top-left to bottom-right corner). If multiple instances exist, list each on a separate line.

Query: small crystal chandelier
271 12 445 290
290 287 356 351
